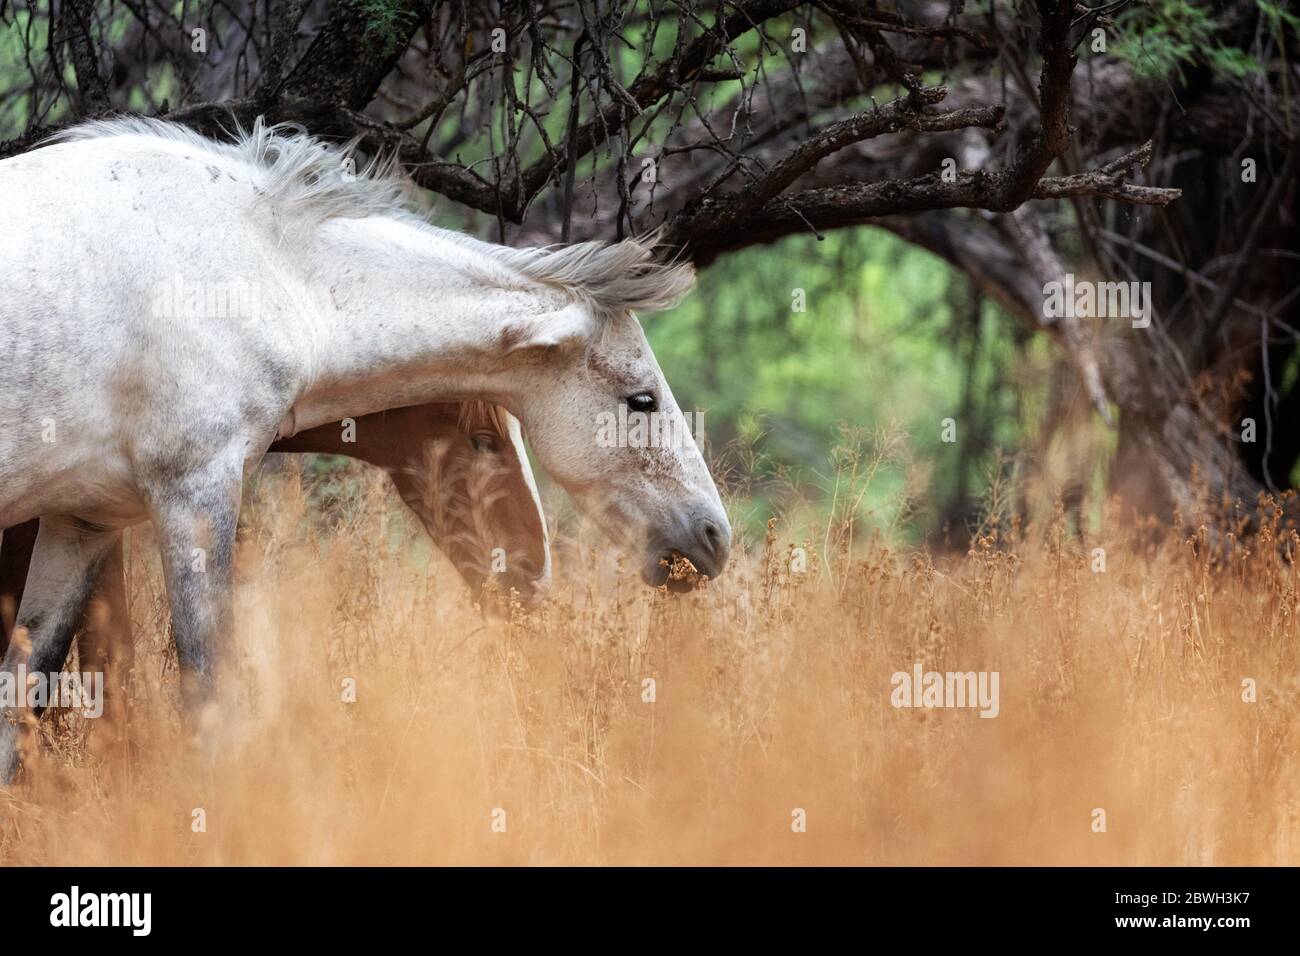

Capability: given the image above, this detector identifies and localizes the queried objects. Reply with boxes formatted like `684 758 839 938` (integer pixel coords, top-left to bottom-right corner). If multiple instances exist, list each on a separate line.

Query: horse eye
471 432 500 453
626 392 657 414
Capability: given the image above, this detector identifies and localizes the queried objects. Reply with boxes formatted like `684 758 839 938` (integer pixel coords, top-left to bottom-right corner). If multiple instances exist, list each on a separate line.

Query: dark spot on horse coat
584 349 642 390
498 324 525 352
254 351 296 399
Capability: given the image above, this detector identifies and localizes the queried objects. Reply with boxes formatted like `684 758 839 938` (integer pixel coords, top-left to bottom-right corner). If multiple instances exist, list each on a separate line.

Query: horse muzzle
642 507 731 590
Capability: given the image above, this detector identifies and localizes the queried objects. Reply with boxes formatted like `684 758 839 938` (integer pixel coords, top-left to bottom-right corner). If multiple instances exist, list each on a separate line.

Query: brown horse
0 401 550 686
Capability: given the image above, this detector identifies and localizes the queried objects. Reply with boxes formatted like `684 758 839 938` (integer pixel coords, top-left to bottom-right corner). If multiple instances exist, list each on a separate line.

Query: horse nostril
697 518 729 568
702 521 720 550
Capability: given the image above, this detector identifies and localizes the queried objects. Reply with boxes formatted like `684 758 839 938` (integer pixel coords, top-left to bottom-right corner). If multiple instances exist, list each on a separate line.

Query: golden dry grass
1 459 1297 866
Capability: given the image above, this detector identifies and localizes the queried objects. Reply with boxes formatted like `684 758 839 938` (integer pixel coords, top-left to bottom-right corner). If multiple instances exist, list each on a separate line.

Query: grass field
2 458 1297 866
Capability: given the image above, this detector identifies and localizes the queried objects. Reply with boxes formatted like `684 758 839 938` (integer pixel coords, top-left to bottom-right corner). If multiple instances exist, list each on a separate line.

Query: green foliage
0 3 183 136
356 0 418 56
1258 0 1300 35
1111 0 1262 81
0 9 38 132
644 229 1034 542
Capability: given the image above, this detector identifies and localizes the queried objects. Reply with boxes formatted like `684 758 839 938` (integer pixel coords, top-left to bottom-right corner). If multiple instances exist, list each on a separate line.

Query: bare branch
671 161 1179 262
60 0 110 115
279 0 435 110
665 89 1006 246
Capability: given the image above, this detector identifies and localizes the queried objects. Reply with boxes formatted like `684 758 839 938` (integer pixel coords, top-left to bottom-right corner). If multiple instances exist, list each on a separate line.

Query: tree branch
500 0 804 221
664 90 1006 247
672 162 1179 262
60 0 110 115
278 0 435 110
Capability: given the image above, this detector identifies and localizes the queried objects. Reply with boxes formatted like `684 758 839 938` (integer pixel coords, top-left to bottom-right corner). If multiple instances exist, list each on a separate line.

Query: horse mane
458 400 513 438
490 230 695 317
49 116 695 318
49 116 410 224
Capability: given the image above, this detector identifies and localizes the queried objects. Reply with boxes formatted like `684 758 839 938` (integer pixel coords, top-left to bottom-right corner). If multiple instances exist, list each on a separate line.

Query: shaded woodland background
2 0 1297 544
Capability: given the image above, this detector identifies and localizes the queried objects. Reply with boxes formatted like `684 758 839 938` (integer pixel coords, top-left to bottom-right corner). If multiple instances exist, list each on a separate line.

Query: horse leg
0 519 40 654
77 536 133 755
149 471 241 737
0 517 119 785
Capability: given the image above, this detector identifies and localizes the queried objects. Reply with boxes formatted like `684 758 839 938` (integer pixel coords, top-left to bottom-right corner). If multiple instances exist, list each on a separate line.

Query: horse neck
269 416 394 469
269 406 448 472
289 217 560 433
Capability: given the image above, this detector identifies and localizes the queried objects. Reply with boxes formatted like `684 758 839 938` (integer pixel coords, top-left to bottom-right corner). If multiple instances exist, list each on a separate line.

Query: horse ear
500 303 596 353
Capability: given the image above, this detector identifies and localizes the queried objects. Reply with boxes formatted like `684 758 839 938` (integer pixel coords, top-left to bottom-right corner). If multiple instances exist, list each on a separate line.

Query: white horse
0 118 730 783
